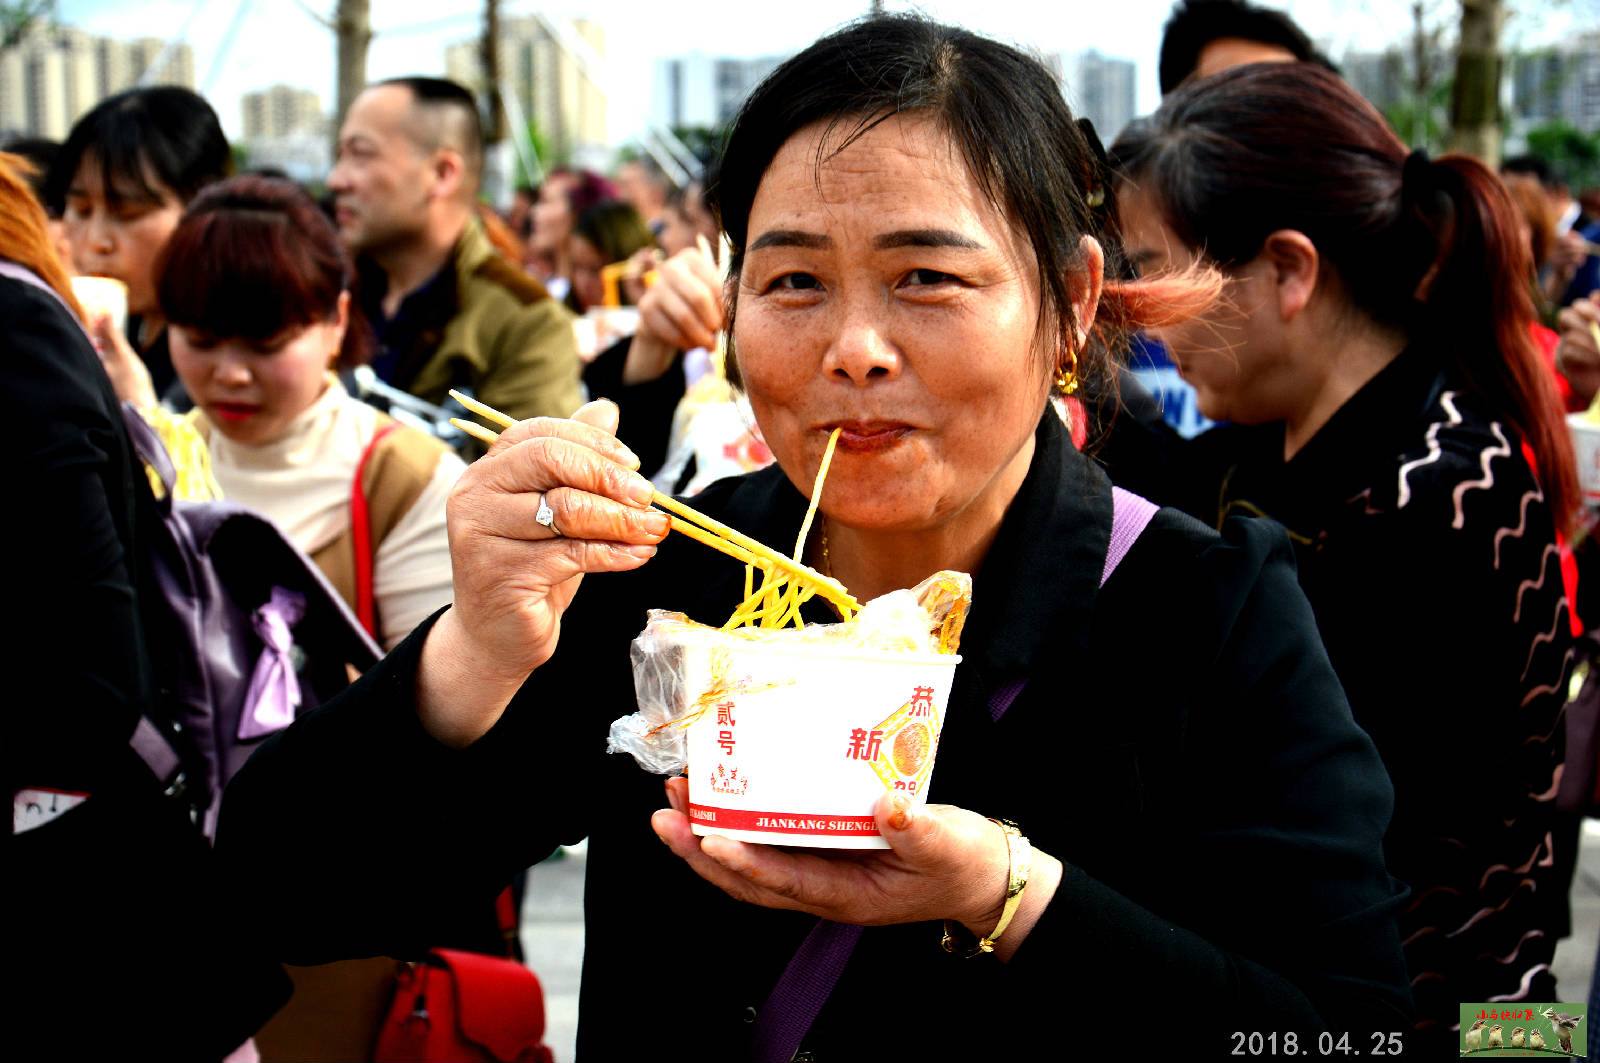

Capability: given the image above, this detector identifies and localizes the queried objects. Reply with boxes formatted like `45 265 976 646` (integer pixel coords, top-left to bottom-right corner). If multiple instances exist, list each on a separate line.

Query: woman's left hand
653 777 1017 934
89 311 156 408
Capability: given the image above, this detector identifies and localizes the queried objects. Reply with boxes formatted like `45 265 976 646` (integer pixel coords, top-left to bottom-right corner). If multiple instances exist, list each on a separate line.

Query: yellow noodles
448 394 861 621
723 428 847 631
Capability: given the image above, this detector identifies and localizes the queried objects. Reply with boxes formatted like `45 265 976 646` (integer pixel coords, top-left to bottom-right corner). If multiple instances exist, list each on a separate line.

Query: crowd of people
6 0 1600 1059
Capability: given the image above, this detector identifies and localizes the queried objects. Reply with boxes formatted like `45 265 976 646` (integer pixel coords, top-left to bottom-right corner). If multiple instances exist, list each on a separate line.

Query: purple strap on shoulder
989 487 1157 723
0 261 91 342
1104 486 1159 588
750 487 1160 1060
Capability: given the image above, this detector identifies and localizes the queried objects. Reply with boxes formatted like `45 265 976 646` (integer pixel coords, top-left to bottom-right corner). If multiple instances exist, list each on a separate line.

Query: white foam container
676 629 960 848
70 275 127 336
1569 413 1600 506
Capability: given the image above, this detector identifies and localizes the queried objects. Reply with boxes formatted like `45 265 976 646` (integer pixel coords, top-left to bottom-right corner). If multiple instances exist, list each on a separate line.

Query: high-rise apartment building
1057 50 1137 145
445 16 607 166
0 20 195 140
242 84 324 140
650 52 784 131
1512 32 1600 135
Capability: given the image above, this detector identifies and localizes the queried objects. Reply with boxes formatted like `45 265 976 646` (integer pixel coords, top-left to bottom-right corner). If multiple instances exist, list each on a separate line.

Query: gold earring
1056 348 1080 395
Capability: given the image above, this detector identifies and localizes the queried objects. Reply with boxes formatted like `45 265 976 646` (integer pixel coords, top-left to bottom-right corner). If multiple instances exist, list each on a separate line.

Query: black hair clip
1077 117 1111 211
1401 148 1435 204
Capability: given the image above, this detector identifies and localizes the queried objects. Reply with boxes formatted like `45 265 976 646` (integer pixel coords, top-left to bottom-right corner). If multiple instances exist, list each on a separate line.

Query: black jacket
1166 347 1573 1049
220 412 1412 1058
3 272 288 1058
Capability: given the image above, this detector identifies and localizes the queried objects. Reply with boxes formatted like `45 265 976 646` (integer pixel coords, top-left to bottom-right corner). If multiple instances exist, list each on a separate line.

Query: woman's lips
209 402 259 424
829 423 913 452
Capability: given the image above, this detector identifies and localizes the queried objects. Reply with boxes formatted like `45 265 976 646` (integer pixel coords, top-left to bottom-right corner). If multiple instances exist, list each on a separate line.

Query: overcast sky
52 0 1596 146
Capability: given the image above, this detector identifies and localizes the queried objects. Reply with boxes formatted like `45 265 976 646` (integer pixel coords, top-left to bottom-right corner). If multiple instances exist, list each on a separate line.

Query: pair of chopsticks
445 390 861 616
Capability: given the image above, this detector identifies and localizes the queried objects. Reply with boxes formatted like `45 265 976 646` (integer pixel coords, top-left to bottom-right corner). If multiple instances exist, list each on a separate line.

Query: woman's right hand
623 245 724 385
417 399 670 747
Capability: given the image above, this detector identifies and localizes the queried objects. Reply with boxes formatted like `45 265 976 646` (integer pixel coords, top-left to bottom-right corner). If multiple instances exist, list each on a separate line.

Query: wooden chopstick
445 391 861 614
450 417 501 447
450 390 516 429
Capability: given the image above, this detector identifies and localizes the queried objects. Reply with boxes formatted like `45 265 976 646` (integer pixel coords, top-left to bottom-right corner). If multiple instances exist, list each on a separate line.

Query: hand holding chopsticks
448 391 860 616
415 396 666 747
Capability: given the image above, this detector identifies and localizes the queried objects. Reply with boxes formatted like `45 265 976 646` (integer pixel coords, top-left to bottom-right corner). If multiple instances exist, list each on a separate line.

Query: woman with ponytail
1113 61 1574 1049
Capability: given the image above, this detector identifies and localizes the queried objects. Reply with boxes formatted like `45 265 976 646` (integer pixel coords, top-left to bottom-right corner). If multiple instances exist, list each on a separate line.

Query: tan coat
393 217 584 423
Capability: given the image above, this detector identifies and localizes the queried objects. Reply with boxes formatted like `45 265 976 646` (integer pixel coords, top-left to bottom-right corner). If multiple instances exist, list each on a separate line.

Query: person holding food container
44 86 232 410
1111 64 1577 1051
220 16 1411 1057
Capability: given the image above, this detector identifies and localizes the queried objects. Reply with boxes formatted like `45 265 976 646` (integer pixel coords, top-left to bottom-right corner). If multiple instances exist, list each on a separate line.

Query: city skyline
44 0 1501 145
15 0 1599 155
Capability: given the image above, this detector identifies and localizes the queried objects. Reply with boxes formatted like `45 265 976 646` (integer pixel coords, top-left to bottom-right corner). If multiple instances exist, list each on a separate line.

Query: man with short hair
614 156 672 236
1158 0 1336 95
328 76 582 423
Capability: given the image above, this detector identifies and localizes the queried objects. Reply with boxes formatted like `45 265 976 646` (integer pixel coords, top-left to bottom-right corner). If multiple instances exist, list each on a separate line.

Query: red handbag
373 949 554 1063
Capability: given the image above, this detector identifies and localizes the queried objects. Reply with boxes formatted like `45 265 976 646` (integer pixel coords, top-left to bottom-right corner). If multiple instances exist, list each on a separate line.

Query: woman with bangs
44 86 231 408
159 175 463 651
220 17 1413 1057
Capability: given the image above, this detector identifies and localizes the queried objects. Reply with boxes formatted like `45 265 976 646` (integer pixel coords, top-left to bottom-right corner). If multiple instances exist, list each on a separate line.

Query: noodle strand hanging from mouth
723 428 846 631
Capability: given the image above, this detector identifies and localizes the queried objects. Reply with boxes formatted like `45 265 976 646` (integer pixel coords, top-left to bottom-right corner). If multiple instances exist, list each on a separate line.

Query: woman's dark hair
709 13 1215 413
155 175 369 368
1111 61 1577 533
44 86 231 209
575 199 654 267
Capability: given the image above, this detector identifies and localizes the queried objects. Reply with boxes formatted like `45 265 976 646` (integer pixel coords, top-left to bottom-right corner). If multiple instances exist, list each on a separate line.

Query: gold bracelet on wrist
941 818 1033 957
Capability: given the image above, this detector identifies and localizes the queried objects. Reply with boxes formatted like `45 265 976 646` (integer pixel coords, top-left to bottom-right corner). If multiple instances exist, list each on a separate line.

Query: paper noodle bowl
673 626 960 849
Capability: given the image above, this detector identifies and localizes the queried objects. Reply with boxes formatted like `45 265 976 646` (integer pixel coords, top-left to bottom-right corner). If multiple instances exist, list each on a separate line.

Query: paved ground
521 826 1600 1061
520 842 586 1063
1554 818 1600 1009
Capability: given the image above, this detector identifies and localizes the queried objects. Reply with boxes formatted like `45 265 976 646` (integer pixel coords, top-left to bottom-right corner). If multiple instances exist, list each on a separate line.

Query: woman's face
531 177 575 255
569 233 606 311
735 114 1069 537
1117 182 1291 426
62 154 184 318
171 309 344 446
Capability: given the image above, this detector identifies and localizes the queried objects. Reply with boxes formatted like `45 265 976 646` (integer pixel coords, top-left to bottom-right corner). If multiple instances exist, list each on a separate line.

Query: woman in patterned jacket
1112 63 1578 1053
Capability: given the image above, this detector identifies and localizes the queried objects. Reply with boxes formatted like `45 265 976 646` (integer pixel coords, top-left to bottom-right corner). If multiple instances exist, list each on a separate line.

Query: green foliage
512 121 555 188
1525 119 1600 190
671 124 728 168
0 0 53 49
1383 77 1454 154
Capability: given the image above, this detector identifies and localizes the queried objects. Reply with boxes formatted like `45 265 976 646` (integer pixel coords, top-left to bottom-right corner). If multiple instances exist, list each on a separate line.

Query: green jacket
378 217 584 423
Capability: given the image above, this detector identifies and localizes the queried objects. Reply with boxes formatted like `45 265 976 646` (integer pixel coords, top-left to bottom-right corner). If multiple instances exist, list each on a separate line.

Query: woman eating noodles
220 16 1412 1056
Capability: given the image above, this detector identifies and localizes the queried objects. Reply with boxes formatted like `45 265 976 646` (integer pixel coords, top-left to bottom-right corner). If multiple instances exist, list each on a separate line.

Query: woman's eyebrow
747 228 986 252
748 229 829 252
873 229 984 250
